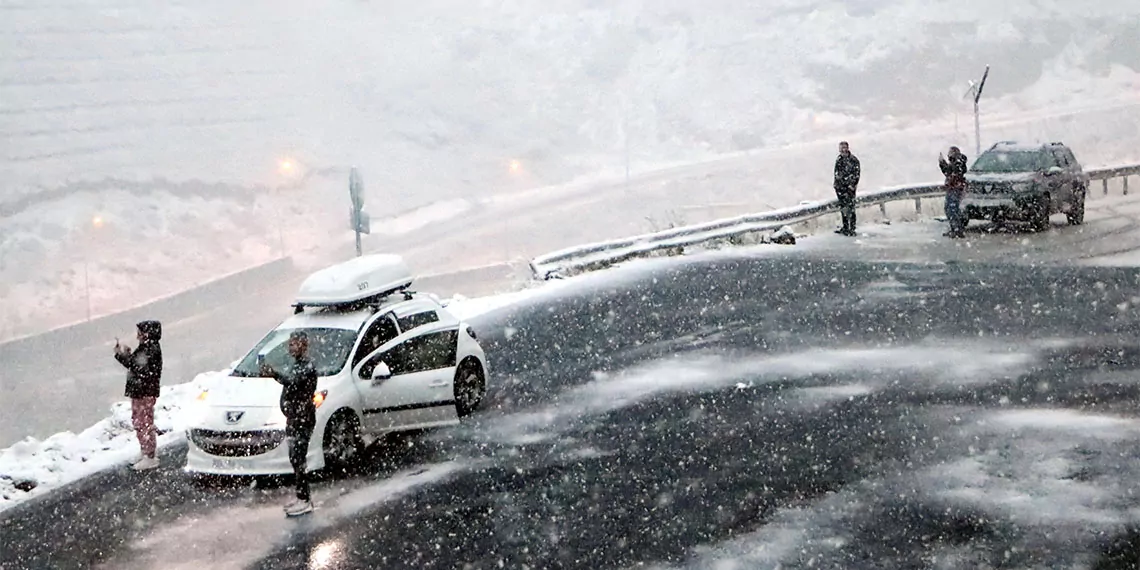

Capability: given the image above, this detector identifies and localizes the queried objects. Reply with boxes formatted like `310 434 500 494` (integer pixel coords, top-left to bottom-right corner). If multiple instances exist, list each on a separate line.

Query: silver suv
962 141 1090 231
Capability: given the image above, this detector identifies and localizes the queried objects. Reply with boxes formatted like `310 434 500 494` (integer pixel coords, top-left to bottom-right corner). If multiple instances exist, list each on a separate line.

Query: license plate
212 458 237 470
968 198 1007 207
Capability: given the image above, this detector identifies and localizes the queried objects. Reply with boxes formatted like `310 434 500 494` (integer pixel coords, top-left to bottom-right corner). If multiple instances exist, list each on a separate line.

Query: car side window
397 310 439 332
358 329 459 379
353 314 398 368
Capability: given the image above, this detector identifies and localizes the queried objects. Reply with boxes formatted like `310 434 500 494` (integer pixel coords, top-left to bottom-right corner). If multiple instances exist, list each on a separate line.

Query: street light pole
86 215 103 322
84 259 91 321
964 65 990 157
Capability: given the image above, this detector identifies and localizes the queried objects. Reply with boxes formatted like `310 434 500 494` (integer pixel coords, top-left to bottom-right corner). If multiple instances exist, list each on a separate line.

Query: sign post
348 167 369 257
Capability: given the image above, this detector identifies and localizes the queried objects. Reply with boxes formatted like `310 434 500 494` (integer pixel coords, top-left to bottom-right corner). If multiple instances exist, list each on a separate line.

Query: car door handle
428 380 449 388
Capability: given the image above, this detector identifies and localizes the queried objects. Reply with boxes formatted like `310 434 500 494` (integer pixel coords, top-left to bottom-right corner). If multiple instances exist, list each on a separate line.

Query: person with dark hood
833 141 861 236
939 145 969 238
260 330 318 517
113 320 163 471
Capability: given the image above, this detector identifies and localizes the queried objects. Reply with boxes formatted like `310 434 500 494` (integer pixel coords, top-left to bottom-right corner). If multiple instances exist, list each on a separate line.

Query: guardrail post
879 203 888 218
914 198 922 215
1103 178 1109 195
1124 175 1130 196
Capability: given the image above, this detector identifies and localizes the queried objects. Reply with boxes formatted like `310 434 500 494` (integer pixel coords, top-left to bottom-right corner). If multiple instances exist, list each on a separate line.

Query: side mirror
1045 166 1063 175
370 362 392 382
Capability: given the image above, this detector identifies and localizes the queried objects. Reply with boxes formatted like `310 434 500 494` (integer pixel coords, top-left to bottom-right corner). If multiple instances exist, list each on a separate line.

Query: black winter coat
940 153 969 195
115 321 163 399
834 154 861 192
270 356 318 424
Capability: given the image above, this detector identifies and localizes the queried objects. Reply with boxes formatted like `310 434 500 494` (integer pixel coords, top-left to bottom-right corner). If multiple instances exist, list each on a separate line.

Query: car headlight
197 389 209 401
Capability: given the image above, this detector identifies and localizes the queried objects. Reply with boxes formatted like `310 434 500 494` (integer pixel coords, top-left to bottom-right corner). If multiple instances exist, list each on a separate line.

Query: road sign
349 167 365 210
356 211 371 235
349 208 371 234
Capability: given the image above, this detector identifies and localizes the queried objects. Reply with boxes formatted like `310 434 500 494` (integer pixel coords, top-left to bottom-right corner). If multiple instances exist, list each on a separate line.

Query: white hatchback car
184 254 489 476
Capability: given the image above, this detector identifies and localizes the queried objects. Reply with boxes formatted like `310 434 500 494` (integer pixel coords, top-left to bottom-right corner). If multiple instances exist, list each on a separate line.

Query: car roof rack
292 286 415 315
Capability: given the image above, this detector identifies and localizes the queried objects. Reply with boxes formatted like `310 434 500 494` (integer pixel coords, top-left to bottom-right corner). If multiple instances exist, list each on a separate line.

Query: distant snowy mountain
2 0 1139 339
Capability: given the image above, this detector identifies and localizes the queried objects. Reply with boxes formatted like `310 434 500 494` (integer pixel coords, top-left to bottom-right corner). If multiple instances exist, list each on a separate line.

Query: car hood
966 171 1038 184
203 377 282 407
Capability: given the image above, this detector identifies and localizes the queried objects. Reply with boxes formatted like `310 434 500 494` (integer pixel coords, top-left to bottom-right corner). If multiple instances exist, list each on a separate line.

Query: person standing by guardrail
113 320 163 471
834 141 861 236
939 146 969 239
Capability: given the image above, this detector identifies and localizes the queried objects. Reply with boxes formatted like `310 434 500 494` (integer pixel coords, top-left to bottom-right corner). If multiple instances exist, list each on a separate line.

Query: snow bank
0 289 528 514
0 370 226 514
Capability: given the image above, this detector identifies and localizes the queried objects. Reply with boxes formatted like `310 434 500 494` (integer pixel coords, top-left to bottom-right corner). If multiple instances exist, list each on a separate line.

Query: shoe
131 457 160 471
285 499 314 517
834 229 848 235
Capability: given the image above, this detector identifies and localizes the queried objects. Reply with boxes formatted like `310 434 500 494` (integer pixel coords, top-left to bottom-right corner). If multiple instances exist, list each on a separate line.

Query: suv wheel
1067 189 1086 226
1031 194 1051 232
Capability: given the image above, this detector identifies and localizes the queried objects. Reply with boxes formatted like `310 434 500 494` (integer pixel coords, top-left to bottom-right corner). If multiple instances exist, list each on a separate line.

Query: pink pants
131 397 157 458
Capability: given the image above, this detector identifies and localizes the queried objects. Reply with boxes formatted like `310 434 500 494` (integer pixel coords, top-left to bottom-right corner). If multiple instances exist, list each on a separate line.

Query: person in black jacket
939 146 969 238
833 141 861 236
260 330 318 517
113 320 163 471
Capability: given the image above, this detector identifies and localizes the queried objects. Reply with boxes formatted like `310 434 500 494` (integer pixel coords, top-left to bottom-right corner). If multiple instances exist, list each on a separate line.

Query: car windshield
230 327 358 378
971 150 1052 173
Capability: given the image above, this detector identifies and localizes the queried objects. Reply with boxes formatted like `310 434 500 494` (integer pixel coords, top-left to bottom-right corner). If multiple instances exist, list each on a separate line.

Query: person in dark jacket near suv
833 141 861 236
113 320 163 471
260 330 318 517
939 146 969 238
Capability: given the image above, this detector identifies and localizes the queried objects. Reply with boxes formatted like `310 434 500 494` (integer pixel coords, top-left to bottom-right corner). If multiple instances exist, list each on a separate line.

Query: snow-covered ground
0 287 575 513
3 1 1140 341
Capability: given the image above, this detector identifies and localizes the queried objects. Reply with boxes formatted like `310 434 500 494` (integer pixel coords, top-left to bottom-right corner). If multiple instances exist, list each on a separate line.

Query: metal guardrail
529 162 1140 280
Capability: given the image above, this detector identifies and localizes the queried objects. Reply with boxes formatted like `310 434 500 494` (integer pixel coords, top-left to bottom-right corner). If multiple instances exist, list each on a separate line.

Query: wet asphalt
5 253 1140 569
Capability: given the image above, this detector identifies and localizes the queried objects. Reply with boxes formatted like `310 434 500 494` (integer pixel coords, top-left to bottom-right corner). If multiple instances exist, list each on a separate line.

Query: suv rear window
972 150 1052 173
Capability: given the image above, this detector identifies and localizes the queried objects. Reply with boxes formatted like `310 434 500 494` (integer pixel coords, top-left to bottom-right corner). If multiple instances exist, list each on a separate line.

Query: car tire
454 359 486 419
1067 189 1085 226
322 410 363 471
1031 194 1051 232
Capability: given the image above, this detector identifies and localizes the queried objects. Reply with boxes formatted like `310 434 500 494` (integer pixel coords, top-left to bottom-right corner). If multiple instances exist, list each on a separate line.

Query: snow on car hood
966 171 1039 183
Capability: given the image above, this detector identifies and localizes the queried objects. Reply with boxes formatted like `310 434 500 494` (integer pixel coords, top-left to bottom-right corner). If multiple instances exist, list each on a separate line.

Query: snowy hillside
2 0 1140 339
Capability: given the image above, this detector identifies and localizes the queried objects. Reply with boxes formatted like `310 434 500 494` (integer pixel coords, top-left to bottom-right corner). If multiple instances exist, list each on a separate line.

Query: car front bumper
962 192 1040 216
183 428 324 476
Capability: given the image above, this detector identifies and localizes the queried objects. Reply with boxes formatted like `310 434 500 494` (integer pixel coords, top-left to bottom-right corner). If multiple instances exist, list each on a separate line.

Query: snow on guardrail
530 163 1140 280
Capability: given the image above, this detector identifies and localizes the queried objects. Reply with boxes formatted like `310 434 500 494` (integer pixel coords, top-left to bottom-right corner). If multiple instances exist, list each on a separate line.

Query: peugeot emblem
225 411 245 424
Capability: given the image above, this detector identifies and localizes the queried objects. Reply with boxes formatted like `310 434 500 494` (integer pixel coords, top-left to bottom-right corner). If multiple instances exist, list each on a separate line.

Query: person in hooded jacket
939 146 970 238
114 320 163 471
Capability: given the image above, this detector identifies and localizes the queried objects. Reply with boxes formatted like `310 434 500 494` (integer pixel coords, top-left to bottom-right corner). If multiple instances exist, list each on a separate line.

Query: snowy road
5 251 1140 568
4 192 1140 447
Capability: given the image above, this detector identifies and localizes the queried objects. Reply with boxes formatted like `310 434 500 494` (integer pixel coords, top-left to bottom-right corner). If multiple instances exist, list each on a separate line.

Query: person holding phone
939 146 969 238
113 320 163 471
259 330 318 517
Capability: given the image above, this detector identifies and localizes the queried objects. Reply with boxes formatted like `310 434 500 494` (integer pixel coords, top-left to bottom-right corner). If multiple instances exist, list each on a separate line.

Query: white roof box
296 254 414 307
